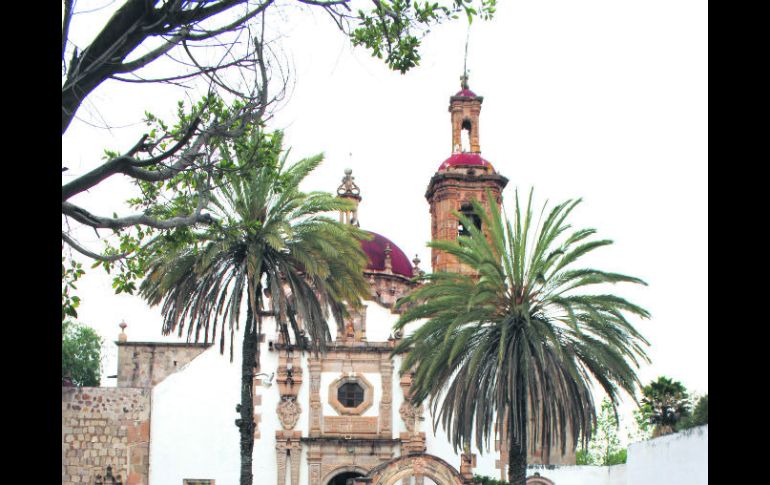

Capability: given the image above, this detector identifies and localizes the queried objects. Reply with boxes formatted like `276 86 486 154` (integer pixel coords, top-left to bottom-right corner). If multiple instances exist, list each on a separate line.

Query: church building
62 78 574 485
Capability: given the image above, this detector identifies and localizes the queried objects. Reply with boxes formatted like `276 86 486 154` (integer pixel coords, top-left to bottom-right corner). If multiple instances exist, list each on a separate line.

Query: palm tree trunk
507 403 528 485
238 304 257 485
508 434 528 485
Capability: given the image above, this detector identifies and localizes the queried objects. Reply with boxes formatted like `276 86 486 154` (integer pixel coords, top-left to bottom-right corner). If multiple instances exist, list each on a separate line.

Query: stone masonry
63 331 212 485
117 341 210 388
62 387 150 485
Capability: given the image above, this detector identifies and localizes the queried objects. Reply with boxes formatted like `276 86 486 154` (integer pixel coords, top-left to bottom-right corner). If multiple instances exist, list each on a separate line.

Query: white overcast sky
63 0 707 405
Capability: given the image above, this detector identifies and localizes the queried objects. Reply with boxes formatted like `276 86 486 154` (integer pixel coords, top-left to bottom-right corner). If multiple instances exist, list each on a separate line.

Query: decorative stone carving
337 169 361 226
277 396 301 430
323 416 378 436
309 463 321 485
337 168 361 198
399 401 423 434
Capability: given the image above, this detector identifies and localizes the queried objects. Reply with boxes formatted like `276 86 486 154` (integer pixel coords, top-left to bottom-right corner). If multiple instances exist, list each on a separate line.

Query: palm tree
641 376 691 437
139 131 371 485
393 189 650 485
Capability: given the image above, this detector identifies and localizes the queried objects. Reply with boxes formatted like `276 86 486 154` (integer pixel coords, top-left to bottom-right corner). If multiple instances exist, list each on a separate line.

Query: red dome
455 88 478 97
361 231 414 278
438 152 494 171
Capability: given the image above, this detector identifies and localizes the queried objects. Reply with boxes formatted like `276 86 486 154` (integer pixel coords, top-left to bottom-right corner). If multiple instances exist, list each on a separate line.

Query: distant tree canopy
640 376 691 437
62 320 103 387
676 393 708 431
61 0 496 287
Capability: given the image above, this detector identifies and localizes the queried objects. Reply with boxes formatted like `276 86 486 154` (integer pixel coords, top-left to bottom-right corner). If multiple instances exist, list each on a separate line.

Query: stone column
379 354 393 438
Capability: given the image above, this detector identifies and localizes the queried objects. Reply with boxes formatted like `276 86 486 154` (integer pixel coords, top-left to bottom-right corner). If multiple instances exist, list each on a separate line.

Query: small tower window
458 204 482 237
337 382 365 408
461 119 472 152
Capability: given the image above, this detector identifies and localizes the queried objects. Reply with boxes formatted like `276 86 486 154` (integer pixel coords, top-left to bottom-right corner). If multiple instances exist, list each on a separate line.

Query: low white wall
626 425 708 485
525 464 627 485
525 425 708 485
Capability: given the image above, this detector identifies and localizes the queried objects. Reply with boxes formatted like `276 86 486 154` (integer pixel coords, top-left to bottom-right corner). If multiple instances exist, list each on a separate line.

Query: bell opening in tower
458 204 482 237
461 118 472 152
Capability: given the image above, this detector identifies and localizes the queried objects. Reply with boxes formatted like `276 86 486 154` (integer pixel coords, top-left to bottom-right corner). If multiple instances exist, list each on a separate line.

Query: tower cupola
426 77 508 274
450 73 484 154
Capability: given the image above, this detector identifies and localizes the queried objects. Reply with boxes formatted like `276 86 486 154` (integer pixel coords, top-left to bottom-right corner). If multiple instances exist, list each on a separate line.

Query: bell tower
425 76 508 274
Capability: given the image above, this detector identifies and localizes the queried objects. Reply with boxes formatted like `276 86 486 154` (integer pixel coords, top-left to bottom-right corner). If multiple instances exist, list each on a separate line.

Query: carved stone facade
398 371 426 455
278 397 302 430
303 343 400 485
328 373 374 416
276 349 304 485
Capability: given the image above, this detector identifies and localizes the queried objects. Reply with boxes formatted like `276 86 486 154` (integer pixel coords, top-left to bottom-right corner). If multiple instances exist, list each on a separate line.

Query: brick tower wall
426 172 506 274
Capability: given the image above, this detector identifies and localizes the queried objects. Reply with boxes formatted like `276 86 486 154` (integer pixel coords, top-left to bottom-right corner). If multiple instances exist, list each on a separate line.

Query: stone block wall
62 387 151 485
117 342 210 388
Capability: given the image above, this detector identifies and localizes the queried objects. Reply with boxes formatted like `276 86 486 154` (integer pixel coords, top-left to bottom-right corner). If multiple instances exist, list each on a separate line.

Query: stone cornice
425 172 509 201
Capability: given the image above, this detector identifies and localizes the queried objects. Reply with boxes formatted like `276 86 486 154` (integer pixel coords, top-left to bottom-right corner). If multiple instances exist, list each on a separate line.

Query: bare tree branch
62 0 75 66
62 231 133 262
62 193 212 231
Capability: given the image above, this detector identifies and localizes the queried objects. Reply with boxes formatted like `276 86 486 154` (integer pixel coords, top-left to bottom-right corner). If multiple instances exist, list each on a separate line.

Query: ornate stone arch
526 473 555 485
353 453 470 485
322 465 369 485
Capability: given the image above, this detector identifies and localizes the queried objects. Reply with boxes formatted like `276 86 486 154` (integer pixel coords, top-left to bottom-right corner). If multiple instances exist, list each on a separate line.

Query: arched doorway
360 453 468 485
326 470 365 485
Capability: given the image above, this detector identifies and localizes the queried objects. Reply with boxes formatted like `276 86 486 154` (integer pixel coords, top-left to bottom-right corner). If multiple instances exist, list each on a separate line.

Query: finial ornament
412 254 425 277
118 320 127 342
384 243 393 272
337 168 361 198
461 24 471 89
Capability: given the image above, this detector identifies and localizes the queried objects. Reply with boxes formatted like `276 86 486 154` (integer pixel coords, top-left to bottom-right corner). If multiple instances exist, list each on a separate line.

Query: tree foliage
393 189 650 484
640 376 690 437
676 393 707 431
62 255 85 321
61 0 496 272
137 127 371 485
576 398 627 465
62 320 103 387
473 475 511 485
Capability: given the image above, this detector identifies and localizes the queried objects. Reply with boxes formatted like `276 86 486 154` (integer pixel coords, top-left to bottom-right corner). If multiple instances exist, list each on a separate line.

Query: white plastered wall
150 320 289 485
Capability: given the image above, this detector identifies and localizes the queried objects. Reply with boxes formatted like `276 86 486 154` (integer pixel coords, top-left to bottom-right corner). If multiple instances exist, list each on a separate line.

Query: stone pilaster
276 440 288 485
379 354 393 437
309 358 322 437
308 442 322 485
290 439 303 485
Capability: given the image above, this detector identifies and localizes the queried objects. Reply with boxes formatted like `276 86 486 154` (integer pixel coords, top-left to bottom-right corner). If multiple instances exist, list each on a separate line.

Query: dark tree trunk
507 401 528 485
238 304 257 485
508 433 528 485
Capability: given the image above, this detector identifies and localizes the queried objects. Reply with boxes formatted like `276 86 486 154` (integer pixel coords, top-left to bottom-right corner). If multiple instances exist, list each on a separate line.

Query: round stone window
329 374 374 415
337 382 365 408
